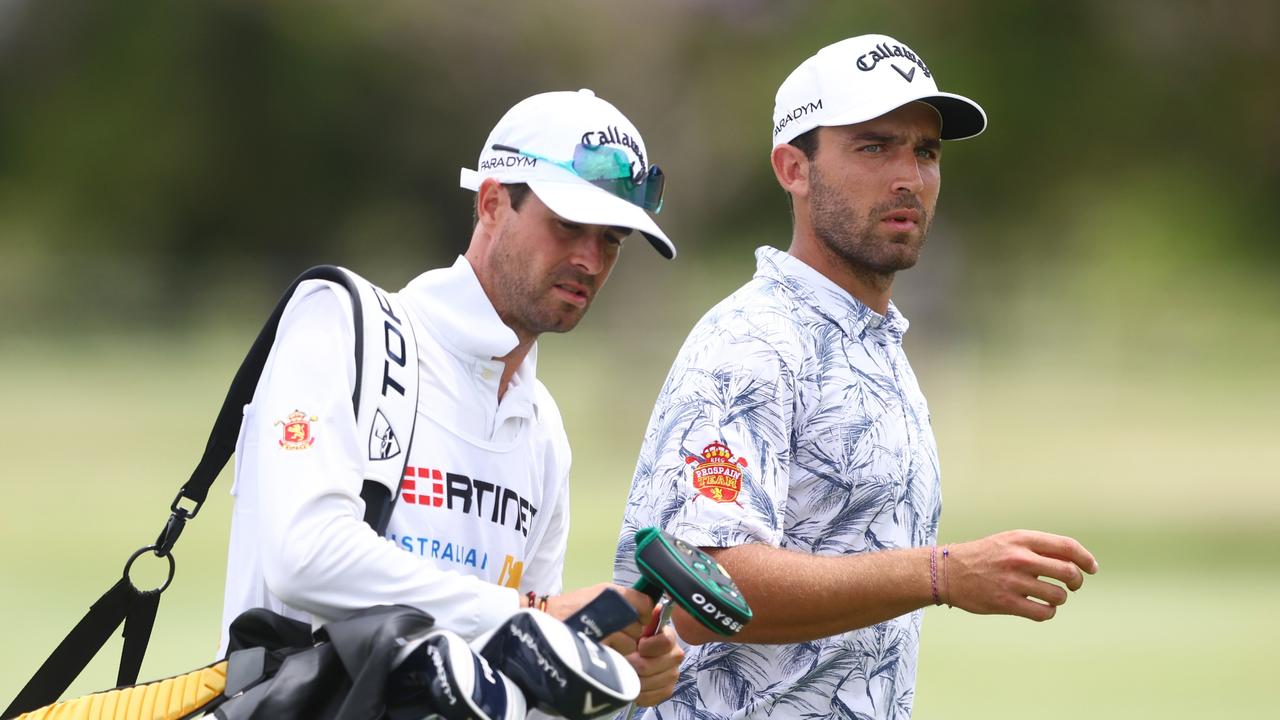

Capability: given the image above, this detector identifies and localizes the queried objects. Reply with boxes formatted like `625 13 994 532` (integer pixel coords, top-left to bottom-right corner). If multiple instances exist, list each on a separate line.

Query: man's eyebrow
850 131 900 144
849 132 942 150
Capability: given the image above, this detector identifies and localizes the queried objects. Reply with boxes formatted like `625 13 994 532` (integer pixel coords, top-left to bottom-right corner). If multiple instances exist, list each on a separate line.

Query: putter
623 527 753 719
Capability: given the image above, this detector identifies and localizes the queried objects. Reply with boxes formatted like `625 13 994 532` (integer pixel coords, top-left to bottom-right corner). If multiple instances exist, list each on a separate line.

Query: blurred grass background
2 0 1278 717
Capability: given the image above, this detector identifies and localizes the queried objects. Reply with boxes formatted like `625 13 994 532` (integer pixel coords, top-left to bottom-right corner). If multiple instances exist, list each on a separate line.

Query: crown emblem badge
685 441 749 504
276 410 318 450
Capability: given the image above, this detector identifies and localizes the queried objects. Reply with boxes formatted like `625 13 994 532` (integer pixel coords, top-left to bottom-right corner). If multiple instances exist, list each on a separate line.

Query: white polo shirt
614 246 942 720
219 256 571 656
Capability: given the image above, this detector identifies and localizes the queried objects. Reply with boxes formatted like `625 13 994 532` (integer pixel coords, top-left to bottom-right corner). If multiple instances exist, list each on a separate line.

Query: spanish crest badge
276 410 318 450
686 441 748 504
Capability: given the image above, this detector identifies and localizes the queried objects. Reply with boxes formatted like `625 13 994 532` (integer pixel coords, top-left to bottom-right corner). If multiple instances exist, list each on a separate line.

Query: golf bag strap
119 584 161 687
5 579 133 718
4 266 420 718
162 262 418 543
171 265 366 529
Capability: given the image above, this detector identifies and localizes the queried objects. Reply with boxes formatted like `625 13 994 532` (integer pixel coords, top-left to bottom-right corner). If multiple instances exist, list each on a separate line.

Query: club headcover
472 609 640 720
562 587 641 641
387 628 526 720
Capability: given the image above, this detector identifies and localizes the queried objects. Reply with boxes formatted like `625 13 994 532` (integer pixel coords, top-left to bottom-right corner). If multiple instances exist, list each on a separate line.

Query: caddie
218 88 682 710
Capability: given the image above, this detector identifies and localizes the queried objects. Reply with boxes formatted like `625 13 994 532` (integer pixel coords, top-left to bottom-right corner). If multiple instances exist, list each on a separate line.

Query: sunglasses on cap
491 143 665 213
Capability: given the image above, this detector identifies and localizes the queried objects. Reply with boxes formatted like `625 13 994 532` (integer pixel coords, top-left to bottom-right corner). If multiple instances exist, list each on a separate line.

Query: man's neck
788 233 894 316
494 337 536 401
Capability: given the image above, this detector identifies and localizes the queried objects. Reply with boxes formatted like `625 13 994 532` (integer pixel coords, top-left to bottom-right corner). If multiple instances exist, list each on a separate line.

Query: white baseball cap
460 89 675 259
772 34 987 147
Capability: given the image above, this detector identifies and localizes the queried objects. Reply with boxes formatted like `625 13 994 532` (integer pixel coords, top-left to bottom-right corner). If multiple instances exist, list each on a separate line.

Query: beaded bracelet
929 545 942 605
941 546 952 607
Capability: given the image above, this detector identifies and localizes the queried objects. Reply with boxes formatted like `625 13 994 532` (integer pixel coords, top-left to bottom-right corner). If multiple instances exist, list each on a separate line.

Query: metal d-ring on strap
5 517 188 717
3 543 176 719
123 545 177 596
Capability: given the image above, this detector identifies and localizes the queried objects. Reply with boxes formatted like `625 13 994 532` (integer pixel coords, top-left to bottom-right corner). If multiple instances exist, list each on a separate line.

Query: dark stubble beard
808 165 932 281
488 226 594 339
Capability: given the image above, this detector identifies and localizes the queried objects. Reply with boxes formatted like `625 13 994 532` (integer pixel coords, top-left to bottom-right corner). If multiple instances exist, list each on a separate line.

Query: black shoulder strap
4 265 393 719
176 265 367 528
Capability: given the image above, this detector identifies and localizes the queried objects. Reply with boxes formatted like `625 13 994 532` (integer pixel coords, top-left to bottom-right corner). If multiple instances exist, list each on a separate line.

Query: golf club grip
641 599 673 637
624 602 674 720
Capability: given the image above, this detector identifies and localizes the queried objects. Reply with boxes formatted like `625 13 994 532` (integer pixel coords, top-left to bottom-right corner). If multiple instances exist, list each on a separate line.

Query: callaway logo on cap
772 34 987 147
460 89 675 259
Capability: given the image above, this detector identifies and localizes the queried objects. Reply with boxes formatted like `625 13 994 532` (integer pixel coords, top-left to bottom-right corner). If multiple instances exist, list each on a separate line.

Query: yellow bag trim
16 661 227 720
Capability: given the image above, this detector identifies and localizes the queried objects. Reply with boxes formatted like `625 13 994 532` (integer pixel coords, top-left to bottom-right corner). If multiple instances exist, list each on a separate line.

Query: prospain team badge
276 410 318 450
686 441 748 504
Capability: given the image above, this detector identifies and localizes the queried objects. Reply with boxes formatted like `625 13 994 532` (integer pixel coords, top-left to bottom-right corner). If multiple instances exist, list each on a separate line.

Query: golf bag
11 595 643 720
5 266 422 718
10 604 525 720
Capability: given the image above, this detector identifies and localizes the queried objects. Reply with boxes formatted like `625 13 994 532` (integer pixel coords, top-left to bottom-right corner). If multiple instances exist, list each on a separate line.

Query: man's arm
673 529 1099 645
249 286 524 638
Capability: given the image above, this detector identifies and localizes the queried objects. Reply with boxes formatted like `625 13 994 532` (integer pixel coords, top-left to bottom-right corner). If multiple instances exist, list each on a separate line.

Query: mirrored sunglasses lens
572 144 633 180
573 145 664 212
642 167 664 212
586 168 664 211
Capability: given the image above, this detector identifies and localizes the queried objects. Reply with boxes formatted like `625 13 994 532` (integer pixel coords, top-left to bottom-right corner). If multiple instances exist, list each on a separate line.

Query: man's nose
569 233 607 275
890 154 926 195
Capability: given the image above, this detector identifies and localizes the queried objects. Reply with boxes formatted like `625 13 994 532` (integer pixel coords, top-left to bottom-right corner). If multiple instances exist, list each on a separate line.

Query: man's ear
770 143 811 200
475 178 510 230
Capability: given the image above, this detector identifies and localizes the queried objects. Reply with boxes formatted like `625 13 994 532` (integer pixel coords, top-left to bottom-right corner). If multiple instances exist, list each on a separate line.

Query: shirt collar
400 256 541 416
401 256 521 359
754 246 910 343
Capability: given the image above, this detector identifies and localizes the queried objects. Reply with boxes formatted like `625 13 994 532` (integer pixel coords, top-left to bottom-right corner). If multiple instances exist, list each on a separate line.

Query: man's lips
553 282 590 307
881 207 921 231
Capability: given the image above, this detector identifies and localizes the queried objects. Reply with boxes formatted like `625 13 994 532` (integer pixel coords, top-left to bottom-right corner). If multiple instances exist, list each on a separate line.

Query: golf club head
632 526 752 636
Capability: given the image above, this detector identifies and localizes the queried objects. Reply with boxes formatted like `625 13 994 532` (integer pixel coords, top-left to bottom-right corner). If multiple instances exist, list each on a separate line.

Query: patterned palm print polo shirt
615 246 943 720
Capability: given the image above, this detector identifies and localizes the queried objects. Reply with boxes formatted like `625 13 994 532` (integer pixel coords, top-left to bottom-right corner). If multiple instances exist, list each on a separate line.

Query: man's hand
542 582 653 655
626 607 684 707
667 531 1098 645
944 530 1099 621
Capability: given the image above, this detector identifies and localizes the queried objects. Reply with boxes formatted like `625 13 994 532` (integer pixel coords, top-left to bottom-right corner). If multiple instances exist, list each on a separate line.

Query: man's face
806 102 943 275
487 188 627 339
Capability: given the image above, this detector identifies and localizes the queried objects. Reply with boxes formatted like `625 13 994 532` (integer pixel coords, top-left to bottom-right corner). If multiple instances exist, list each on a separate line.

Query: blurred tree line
1 0 1277 335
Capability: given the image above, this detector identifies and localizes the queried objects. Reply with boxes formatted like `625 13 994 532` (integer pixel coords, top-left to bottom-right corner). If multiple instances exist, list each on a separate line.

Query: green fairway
4 2 1278 716
1 330 1275 717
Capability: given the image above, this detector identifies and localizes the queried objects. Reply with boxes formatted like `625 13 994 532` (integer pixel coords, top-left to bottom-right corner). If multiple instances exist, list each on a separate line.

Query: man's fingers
629 626 683 708
638 602 665 638
1010 594 1057 622
1020 531 1098 574
616 585 658 620
1023 554 1086 592
637 624 681 659
1021 577 1069 607
601 629 639 656
622 620 645 640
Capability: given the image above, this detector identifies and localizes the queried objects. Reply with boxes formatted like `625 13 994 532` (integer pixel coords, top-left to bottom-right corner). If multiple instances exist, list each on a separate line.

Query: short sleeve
622 323 796 555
